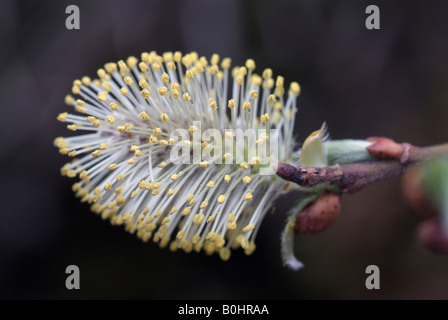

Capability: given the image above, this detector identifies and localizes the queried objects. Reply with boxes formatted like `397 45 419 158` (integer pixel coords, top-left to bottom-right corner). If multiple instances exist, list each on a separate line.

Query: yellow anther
116 174 125 182
140 111 149 120
206 181 215 188
251 156 260 165
81 76 91 86
187 194 194 201
161 217 170 225
161 73 169 83
151 189 159 196
68 150 76 157
207 216 215 223
227 222 237 230
104 62 117 73
139 79 148 88
200 161 207 168
244 241 256 255
209 98 218 111
245 59 256 70
97 68 106 78
262 68 272 79
276 75 284 87
167 62 176 70
240 236 249 250
243 223 255 233
102 80 111 91
236 75 244 85
116 195 125 206
99 143 107 150
114 186 123 194
227 99 235 109
188 125 198 133
174 51 182 62
128 158 135 165
224 175 231 183
177 230 186 239
202 141 209 148
159 52 171 63
210 54 219 66
153 182 161 189
91 150 100 157
57 112 67 122
261 113 270 123
138 62 148 72
217 195 226 204
152 63 161 72
92 120 101 127
183 92 191 101
124 123 133 131
134 150 143 157
290 82 301 96
110 102 118 110
238 67 247 76
167 189 174 197
266 78 274 89
195 63 204 73
243 101 251 110
130 145 139 151
240 162 248 170
200 201 208 209
244 193 253 201
161 113 169 122
76 99 85 107
171 174 178 181
158 162 167 168
141 89 150 98
171 89 180 99
193 214 205 225
72 85 80 94
72 183 81 192
120 87 129 96
182 207 191 216
65 95 74 105
210 65 219 75
107 115 115 124
219 248 231 261
221 57 231 69
124 76 133 85
67 170 76 178
104 183 112 191
108 163 117 170
67 124 77 131
242 176 251 184
250 90 258 99
97 92 108 102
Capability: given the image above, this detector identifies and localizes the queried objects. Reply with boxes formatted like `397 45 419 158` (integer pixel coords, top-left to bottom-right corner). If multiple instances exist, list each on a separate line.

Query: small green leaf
422 157 448 232
324 139 373 165
281 193 320 271
300 123 328 167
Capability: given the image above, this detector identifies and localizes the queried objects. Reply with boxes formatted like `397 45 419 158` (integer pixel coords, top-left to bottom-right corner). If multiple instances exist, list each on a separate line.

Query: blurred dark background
1 0 448 299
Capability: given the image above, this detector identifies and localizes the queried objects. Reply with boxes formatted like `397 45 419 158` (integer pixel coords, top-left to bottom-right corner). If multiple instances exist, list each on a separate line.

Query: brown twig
276 137 448 194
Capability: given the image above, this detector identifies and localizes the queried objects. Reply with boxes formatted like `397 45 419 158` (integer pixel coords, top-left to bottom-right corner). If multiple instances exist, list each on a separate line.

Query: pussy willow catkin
54 51 300 261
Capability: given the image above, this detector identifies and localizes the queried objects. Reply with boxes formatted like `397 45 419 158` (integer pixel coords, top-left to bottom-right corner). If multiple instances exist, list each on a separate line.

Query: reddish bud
401 167 438 220
366 137 404 159
295 191 341 235
417 218 448 254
